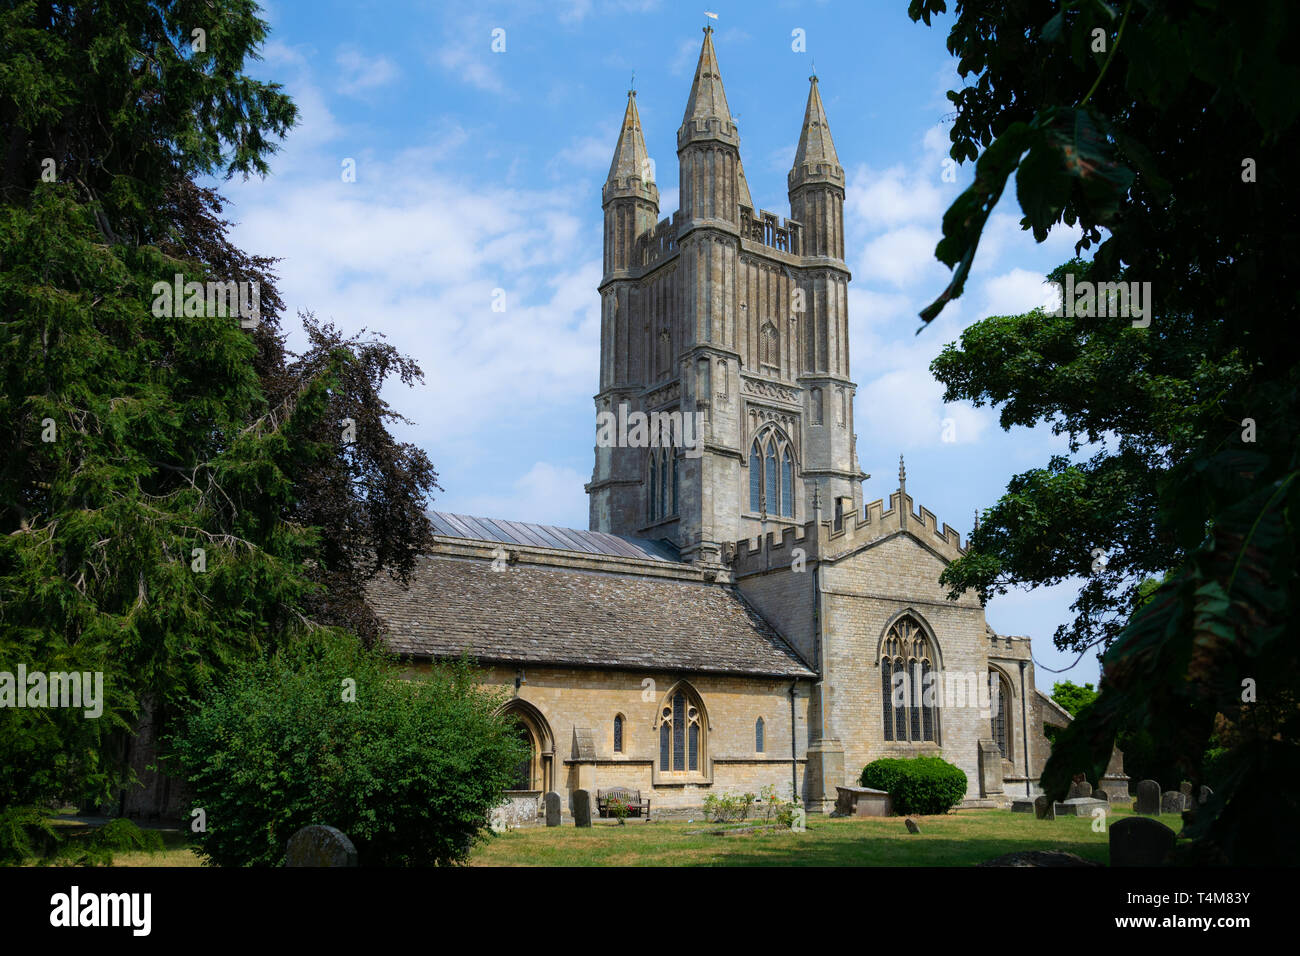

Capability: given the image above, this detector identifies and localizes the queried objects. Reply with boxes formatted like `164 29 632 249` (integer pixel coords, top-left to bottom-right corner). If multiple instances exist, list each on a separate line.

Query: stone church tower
588 27 864 565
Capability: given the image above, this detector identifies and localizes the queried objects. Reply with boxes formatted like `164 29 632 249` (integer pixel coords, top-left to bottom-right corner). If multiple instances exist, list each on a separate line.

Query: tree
909 0 1300 862
1050 681 1097 717
0 1 436 814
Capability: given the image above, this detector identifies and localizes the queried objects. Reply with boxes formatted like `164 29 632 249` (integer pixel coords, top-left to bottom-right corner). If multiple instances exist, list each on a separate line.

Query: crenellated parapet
739 206 802 255
729 488 968 577
636 212 681 268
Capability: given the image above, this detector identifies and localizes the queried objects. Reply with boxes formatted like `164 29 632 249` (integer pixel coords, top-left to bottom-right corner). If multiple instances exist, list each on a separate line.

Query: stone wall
400 662 814 812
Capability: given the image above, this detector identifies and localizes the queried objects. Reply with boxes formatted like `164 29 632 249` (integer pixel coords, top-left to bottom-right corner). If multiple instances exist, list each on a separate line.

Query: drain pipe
789 681 799 802
1019 660 1031 797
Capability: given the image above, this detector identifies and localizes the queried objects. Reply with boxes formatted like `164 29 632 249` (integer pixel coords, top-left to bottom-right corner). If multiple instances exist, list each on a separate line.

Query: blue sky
220 0 1104 685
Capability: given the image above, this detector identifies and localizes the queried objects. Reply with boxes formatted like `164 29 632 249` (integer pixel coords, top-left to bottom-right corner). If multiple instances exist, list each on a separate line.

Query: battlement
739 206 802 255
637 213 681 268
729 490 968 576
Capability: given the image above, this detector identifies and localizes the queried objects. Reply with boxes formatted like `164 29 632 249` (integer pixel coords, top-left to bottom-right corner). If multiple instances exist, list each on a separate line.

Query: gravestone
1010 799 1035 813
285 825 357 867
1068 779 1093 800
1034 795 1055 820
905 818 920 834
1092 788 1108 801
1110 817 1176 866
1134 779 1162 815
544 791 562 827
573 788 592 828
1055 797 1108 817
1199 785 1213 806
1180 781 1194 799
1161 790 1187 814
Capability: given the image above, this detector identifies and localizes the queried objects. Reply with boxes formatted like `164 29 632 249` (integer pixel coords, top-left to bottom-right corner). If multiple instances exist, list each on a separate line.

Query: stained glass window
614 714 623 754
755 717 765 753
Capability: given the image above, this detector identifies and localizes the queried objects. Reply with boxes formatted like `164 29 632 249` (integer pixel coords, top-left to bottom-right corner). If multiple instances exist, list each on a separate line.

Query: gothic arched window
613 714 624 754
991 671 1010 760
648 454 658 522
781 450 794 518
881 616 938 744
748 426 797 518
755 717 765 753
658 688 704 773
660 448 670 517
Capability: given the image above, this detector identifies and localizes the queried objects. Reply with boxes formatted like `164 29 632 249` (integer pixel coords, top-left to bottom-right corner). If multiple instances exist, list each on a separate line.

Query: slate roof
368 552 815 679
428 511 680 562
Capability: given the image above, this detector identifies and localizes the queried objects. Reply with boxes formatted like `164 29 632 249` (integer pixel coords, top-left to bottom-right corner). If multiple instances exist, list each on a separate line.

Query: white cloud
980 267 1056 318
335 48 399 95
437 39 507 94
452 461 591 527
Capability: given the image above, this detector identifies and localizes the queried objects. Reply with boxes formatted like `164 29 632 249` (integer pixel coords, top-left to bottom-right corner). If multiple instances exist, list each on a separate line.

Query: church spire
681 26 732 130
789 74 843 189
678 26 738 151
604 90 658 205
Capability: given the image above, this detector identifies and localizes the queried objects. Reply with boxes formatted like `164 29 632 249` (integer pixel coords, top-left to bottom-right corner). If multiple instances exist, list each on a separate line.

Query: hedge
860 756 968 815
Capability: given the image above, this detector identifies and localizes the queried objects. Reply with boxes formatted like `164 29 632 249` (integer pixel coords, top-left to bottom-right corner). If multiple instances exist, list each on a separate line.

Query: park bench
597 787 651 820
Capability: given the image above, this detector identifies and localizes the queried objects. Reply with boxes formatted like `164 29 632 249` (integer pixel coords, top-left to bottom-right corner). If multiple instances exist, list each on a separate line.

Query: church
369 28 1122 822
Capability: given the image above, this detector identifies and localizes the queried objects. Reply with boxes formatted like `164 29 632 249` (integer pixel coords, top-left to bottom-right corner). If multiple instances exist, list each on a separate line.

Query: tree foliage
0 1 436 813
169 635 527 866
911 0 1300 862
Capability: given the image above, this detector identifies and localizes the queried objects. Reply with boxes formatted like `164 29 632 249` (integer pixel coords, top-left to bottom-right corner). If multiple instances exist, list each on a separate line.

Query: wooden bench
597 787 651 820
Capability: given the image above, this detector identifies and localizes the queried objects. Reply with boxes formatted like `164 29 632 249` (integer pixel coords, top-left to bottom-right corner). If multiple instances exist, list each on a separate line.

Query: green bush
0 809 161 865
860 756 968 815
169 632 527 866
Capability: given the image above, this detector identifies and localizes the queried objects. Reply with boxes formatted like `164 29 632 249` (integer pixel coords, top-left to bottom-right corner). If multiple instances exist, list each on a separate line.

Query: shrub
0 808 160 865
169 632 527 866
702 791 756 823
860 756 967 815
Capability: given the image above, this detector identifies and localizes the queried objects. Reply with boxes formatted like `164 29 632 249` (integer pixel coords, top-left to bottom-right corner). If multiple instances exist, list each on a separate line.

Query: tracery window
881 616 938 744
647 449 677 522
658 688 703 773
747 426 796 517
991 671 1010 759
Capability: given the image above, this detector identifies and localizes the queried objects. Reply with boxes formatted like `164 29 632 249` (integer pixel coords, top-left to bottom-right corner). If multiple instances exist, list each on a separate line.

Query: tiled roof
368 553 814 679
428 511 680 563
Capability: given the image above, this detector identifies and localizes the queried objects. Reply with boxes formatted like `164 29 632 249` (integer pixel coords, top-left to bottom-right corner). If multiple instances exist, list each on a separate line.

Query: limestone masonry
369 28 1126 819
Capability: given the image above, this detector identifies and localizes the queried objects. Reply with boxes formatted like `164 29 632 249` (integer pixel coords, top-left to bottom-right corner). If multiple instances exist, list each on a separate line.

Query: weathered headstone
1134 779 1161 815
1034 795 1055 820
573 788 592 828
1161 790 1187 814
1199 785 1213 806
1092 788 1108 801
1056 797 1108 817
905 818 920 834
1068 779 1093 800
1010 799 1035 813
1110 816 1176 866
1179 781 1194 799
544 791 562 827
285 825 357 867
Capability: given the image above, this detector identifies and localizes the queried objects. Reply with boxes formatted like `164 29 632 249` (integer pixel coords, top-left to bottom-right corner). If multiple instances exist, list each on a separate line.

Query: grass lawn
468 807 1134 867
30 806 1133 866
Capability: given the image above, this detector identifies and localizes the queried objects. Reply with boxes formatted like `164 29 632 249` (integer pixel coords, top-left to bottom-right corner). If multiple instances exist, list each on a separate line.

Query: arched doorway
499 699 554 794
